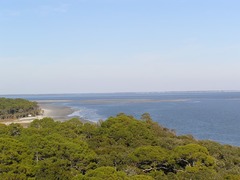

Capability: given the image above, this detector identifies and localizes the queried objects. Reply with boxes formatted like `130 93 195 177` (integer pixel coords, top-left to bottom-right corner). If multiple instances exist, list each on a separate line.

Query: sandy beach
0 102 75 127
39 103 75 120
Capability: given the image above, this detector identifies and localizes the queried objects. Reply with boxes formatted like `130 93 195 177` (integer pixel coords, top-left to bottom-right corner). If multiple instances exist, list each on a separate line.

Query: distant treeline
0 98 41 120
0 113 239 179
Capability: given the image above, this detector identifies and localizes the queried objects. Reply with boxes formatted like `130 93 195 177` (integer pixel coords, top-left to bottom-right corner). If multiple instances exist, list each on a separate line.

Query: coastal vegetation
0 113 239 179
0 98 41 120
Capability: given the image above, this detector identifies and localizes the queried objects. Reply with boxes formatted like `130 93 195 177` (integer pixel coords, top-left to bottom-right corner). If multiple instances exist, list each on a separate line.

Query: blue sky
0 0 240 94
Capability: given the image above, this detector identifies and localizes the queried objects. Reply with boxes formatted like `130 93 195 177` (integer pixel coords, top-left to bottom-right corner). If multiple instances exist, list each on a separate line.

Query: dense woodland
0 98 41 120
0 113 239 179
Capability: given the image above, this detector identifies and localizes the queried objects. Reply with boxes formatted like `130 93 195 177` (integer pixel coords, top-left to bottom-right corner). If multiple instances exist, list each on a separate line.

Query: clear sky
1 0 240 94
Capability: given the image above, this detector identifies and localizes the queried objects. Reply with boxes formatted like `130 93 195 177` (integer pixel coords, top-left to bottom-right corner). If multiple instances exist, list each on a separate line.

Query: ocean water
2 92 240 146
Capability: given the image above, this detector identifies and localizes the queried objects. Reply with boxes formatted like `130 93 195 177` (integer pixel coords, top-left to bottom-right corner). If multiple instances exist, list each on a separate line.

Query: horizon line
1 90 240 96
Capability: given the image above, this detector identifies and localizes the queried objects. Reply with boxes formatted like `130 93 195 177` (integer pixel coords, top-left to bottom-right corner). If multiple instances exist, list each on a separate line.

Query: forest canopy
0 98 41 120
0 113 239 179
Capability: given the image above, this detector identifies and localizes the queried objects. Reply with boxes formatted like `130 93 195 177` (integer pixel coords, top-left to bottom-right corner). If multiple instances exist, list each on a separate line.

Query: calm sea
2 92 240 146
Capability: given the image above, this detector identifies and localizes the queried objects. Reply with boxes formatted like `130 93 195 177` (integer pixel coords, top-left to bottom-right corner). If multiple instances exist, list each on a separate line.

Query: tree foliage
0 98 41 120
0 113 239 179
